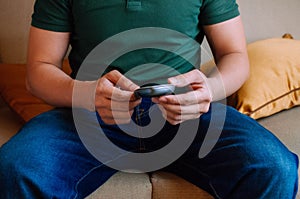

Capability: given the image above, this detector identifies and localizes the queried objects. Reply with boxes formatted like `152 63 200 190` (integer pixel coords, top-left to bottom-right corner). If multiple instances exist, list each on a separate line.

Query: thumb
106 70 139 92
168 69 204 87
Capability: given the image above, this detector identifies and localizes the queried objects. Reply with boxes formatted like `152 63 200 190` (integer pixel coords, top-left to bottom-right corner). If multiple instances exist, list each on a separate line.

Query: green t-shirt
31 0 239 84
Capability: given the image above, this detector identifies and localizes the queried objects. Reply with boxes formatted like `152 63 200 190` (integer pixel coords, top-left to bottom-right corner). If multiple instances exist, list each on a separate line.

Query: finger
152 97 160 104
98 71 140 102
111 99 142 111
96 96 140 111
116 76 140 92
166 112 202 125
159 91 199 105
110 87 138 101
100 79 138 102
102 118 132 125
162 88 212 106
106 70 139 91
159 103 209 115
159 102 207 118
155 104 188 125
168 69 205 87
111 110 133 121
160 106 202 124
98 108 133 121
98 82 134 101
95 96 109 109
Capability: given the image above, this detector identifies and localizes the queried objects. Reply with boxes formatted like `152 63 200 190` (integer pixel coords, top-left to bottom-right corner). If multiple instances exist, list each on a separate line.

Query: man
0 0 298 198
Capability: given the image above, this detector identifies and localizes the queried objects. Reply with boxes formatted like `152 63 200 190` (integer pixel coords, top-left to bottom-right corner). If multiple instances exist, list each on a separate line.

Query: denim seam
73 163 105 199
175 160 223 199
73 152 132 199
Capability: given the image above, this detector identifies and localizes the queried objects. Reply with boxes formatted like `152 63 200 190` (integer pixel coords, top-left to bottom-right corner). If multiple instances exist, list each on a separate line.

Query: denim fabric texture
0 99 298 199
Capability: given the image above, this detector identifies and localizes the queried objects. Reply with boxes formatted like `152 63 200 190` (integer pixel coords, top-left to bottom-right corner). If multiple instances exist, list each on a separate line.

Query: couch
0 62 214 199
2 0 300 197
1 36 300 198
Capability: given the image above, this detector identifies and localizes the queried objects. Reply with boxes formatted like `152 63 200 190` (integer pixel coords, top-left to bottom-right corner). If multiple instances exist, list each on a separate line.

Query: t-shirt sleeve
31 0 73 32
200 0 240 25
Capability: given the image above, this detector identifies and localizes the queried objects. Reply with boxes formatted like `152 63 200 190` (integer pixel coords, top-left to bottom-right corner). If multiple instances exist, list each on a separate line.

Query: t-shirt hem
201 10 240 26
31 20 72 32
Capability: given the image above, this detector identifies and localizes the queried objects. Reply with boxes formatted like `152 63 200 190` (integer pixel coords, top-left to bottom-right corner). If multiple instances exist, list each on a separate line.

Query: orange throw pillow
0 60 71 122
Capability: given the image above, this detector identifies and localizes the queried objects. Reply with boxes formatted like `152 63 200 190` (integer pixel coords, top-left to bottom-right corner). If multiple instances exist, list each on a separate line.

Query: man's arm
26 27 130 111
153 16 249 125
26 26 95 109
203 16 249 101
26 27 140 124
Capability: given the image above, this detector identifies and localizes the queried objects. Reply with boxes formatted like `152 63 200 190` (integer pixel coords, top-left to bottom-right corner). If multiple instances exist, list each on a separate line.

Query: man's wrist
72 80 97 111
206 76 226 102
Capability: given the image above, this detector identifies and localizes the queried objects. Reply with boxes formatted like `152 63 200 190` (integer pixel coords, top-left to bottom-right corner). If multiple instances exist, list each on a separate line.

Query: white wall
238 0 300 42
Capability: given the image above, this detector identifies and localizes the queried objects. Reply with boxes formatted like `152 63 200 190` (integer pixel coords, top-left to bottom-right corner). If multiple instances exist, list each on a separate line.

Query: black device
134 84 175 98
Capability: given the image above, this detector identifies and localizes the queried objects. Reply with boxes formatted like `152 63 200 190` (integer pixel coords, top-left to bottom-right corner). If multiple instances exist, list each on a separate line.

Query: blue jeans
0 100 298 199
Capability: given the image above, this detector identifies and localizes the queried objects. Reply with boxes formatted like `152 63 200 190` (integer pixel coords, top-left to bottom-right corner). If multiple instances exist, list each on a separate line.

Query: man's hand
95 70 141 125
152 69 212 125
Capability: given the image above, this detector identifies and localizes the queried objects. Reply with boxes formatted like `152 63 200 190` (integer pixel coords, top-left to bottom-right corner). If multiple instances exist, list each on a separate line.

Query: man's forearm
26 62 96 110
206 51 249 101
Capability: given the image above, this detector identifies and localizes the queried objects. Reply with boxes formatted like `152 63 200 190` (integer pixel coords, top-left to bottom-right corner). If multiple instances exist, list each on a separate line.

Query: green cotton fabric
31 0 239 83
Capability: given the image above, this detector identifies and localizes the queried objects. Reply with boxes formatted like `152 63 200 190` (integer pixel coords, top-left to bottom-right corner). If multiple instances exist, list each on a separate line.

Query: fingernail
159 97 167 103
152 98 159 103
168 78 177 84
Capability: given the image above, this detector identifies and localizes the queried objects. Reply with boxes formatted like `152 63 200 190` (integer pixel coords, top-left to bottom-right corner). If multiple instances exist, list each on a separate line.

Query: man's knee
243 136 298 197
0 140 29 197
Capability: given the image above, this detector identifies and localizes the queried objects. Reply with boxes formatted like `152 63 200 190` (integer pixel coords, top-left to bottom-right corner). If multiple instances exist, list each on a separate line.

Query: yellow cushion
229 38 300 119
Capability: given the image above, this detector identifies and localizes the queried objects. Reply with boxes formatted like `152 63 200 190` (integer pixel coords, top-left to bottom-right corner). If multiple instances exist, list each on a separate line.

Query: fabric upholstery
86 172 152 199
0 64 53 122
151 171 213 199
0 61 71 122
0 63 213 198
228 38 300 119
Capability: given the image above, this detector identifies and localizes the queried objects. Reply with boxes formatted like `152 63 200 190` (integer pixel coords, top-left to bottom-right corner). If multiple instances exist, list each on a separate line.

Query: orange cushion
0 60 71 123
0 64 53 122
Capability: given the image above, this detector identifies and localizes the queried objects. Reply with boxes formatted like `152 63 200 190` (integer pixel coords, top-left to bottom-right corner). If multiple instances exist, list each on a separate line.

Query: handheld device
134 84 175 98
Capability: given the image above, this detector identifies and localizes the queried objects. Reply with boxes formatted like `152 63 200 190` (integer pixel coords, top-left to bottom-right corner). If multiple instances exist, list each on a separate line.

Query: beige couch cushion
258 106 300 156
86 172 152 199
151 171 213 199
